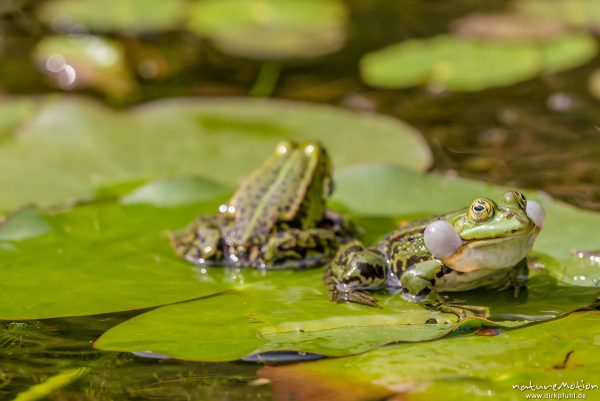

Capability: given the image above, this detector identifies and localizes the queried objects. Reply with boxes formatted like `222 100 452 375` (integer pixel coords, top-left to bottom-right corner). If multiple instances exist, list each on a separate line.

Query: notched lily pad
360 33 597 91
32 35 136 96
0 96 430 211
93 261 597 361
186 0 348 59
37 0 187 34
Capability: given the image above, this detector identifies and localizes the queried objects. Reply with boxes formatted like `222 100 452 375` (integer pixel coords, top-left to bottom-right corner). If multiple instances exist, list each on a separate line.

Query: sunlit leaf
32 35 136 97
0 96 430 211
187 0 348 59
260 312 600 401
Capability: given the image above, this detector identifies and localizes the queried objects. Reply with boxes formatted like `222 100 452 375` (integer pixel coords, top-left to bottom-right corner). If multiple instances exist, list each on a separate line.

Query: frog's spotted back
226 141 325 247
172 140 354 269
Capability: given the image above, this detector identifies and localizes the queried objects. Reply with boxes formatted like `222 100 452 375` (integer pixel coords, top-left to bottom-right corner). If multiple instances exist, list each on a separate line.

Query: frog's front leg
324 241 387 308
399 259 444 304
170 215 224 265
260 228 339 269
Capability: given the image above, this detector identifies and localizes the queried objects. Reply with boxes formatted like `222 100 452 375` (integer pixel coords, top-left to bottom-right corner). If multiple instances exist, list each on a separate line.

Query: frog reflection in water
172 141 356 269
325 191 546 314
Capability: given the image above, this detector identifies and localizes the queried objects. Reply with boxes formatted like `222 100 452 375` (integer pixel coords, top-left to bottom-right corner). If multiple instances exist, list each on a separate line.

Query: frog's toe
329 285 380 308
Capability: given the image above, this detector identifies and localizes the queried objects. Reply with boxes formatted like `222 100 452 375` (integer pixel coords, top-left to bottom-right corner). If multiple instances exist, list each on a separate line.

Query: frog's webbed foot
497 258 529 298
324 240 386 308
326 282 381 308
170 215 225 265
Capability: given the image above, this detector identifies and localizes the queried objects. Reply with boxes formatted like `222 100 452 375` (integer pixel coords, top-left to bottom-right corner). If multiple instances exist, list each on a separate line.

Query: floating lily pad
37 0 187 34
260 312 600 401
32 35 136 96
360 33 597 91
0 96 430 212
515 0 600 32
0 182 233 320
187 0 348 59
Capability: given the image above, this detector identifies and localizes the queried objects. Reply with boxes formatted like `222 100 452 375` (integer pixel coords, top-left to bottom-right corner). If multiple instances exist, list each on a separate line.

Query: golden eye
469 199 494 221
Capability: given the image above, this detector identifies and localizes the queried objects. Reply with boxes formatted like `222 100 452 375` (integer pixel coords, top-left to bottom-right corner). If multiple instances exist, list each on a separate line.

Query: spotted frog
172 141 355 269
325 191 545 312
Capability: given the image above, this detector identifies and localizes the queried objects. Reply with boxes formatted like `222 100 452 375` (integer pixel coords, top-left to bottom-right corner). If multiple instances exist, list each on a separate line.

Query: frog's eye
276 141 294 155
469 199 494 222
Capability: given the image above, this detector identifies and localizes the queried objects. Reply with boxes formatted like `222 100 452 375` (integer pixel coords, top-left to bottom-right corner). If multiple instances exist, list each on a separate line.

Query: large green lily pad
32 35 136 97
36 0 187 33
360 33 597 91
0 96 430 212
186 0 348 59
260 312 600 401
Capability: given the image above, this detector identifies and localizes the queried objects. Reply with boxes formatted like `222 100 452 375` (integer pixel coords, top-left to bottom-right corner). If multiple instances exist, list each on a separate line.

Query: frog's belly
435 268 511 292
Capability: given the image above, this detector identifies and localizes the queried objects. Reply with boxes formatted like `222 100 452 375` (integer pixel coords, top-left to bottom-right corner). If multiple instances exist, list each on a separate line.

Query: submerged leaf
260 312 600 401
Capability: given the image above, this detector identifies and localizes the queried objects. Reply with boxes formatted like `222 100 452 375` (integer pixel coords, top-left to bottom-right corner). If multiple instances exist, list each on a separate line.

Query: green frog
172 141 355 269
325 191 546 312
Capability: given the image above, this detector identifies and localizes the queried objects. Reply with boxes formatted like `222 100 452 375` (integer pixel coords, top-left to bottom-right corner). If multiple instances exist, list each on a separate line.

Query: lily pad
186 0 348 59
0 96 430 212
32 35 136 96
37 0 187 34
93 266 596 361
360 33 597 91
260 312 600 401
0 181 233 320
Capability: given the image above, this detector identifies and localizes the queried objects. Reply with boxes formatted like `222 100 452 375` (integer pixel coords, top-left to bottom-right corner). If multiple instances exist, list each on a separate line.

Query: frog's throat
441 231 536 273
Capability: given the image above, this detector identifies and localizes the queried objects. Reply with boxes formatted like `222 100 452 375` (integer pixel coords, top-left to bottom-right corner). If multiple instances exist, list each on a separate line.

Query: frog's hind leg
324 241 387 308
260 228 339 269
170 215 224 266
